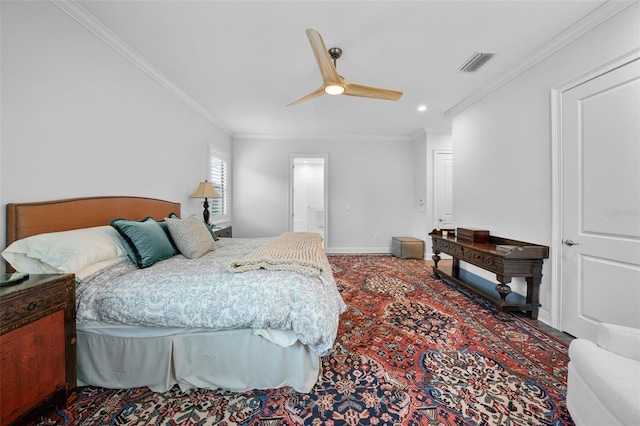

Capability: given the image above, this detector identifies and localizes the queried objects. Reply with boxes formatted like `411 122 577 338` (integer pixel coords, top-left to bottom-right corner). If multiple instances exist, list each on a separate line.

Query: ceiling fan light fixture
324 84 345 95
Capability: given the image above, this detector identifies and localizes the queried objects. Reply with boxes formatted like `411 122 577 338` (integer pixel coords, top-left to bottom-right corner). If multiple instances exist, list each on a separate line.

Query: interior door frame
550 48 640 330
289 153 329 248
433 149 454 230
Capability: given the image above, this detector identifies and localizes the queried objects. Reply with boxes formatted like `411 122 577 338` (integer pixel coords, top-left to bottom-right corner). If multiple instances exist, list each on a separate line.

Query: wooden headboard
6 196 181 247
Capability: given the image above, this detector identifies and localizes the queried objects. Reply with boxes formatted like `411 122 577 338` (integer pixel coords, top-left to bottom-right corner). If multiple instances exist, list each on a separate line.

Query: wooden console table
429 230 549 319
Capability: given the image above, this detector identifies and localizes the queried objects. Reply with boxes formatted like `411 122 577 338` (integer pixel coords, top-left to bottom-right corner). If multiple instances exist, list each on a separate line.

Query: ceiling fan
288 28 403 106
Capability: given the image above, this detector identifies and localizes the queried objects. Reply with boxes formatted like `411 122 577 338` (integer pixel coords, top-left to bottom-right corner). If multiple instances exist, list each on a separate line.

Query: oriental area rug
31 255 573 426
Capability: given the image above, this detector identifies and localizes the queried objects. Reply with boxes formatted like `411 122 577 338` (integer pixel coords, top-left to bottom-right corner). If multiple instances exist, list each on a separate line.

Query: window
209 147 229 221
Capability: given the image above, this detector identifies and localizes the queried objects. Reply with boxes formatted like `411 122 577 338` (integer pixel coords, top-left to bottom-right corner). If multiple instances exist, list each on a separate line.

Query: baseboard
326 247 392 255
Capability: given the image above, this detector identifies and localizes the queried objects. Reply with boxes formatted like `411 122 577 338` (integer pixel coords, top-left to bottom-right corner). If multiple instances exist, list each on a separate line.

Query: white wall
411 131 427 244
452 3 639 323
0 1 230 267
232 136 417 253
411 130 454 255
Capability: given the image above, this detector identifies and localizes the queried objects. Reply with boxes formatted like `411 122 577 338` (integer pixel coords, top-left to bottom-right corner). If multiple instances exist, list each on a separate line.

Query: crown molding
232 133 415 142
424 127 453 135
445 0 636 117
50 0 232 136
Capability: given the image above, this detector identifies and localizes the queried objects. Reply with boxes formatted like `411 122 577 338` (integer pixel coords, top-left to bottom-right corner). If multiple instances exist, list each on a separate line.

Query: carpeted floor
31 254 573 425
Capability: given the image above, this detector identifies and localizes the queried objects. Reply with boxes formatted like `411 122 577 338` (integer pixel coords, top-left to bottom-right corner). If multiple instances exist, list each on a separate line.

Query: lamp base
202 198 210 225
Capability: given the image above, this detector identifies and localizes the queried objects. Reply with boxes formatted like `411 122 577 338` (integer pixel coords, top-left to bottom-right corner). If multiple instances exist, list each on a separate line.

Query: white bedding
76 327 321 392
76 237 346 356
78 320 300 347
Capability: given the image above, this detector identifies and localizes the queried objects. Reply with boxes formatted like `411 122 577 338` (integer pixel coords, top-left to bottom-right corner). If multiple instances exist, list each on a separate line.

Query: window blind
209 151 228 218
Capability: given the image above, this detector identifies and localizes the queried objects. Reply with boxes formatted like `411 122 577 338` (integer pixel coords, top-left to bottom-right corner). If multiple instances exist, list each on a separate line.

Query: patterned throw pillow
165 215 216 259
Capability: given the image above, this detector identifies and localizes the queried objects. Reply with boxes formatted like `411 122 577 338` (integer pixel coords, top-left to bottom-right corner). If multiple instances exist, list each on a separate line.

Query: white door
434 150 454 229
561 57 640 341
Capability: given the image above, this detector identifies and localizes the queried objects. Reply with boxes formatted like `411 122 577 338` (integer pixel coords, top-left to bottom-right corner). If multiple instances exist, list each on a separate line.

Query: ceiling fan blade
305 28 341 85
287 86 325 106
344 81 403 101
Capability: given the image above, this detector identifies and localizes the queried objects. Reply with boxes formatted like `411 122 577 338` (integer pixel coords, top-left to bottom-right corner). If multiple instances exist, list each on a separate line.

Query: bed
3 196 345 393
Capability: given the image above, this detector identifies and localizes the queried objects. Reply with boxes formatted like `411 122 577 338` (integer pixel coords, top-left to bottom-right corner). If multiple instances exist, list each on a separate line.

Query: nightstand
212 225 232 238
0 274 76 425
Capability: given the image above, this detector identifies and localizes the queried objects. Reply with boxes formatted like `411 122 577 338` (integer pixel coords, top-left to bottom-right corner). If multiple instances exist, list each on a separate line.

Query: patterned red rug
31 255 573 425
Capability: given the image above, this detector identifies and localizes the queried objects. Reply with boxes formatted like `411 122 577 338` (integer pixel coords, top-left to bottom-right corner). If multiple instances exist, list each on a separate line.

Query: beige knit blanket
229 232 325 277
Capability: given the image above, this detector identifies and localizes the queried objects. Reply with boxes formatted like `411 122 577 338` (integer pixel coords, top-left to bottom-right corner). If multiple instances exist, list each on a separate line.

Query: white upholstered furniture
567 323 640 426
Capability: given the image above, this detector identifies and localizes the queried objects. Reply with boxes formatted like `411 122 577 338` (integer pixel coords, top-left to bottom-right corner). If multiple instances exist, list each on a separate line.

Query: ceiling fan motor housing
328 47 343 61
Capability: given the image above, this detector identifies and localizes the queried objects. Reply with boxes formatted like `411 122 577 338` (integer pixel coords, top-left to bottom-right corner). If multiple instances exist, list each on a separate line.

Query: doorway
553 52 640 341
434 150 454 230
290 154 328 246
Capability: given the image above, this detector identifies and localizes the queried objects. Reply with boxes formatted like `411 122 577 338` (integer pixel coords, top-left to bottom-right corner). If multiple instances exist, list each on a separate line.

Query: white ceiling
72 0 620 138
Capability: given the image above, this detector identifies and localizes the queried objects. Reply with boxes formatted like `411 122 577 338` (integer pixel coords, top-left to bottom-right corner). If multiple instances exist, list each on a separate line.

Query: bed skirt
76 327 321 393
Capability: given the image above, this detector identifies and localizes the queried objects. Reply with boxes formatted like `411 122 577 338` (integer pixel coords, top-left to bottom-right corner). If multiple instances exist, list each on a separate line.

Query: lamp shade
190 180 220 199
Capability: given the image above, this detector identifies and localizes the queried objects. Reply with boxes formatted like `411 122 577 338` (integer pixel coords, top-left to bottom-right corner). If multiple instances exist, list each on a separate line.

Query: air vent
459 52 494 72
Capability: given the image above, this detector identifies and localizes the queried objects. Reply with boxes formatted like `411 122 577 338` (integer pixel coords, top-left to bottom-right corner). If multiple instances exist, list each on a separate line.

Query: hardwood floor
422 258 575 346
516 314 575 345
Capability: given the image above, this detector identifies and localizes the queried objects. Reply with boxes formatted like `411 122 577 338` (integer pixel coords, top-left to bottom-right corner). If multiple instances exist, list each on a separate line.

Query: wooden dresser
0 274 76 425
429 230 549 319
213 225 232 238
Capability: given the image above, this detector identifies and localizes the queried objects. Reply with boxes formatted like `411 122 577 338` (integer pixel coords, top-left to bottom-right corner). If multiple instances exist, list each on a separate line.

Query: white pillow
2 226 127 275
75 255 128 282
165 215 216 259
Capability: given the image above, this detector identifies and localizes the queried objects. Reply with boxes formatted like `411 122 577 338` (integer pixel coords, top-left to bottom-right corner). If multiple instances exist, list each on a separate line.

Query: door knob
563 239 580 246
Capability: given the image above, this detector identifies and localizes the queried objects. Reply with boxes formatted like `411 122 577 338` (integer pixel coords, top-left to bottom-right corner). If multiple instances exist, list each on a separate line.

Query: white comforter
75 237 346 356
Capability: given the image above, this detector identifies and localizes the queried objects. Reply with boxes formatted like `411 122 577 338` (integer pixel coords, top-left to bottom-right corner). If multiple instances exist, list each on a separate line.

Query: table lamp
190 180 220 225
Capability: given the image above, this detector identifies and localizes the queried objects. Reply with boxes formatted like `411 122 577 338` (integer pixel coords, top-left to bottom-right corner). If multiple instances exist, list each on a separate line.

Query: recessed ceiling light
417 105 427 112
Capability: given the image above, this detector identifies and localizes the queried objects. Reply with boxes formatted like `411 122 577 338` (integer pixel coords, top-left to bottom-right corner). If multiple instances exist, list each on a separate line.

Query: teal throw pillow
110 217 177 268
157 213 181 253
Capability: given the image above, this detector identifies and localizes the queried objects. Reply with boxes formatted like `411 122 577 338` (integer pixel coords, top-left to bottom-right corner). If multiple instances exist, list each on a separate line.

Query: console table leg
525 276 542 320
431 251 441 278
495 275 514 321
452 258 460 278
495 275 512 302
495 283 512 301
